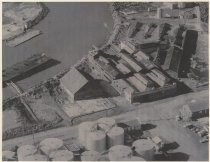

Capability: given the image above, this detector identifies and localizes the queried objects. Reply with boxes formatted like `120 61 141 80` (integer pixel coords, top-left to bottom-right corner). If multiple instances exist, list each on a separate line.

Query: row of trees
3 119 62 141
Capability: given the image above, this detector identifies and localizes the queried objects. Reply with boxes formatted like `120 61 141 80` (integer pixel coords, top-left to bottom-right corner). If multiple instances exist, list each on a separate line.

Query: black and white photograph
2 1 209 161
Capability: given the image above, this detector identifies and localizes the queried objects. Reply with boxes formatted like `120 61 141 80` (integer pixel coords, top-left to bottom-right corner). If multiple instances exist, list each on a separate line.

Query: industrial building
60 67 103 102
179 99 209 121
116 62 132 75
120 41 136 54
88 50 121 81
87 48 177 103
127 21 143 38
120 52 143 72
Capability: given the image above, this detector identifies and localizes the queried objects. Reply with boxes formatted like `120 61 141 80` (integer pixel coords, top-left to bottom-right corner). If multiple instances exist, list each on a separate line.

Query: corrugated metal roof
127 76 147 92
113 79 136 93
60 68 88 94
120 53 142 72
116 63 131 74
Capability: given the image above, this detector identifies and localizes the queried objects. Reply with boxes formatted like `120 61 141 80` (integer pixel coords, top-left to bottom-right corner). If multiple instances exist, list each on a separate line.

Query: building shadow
176 81 193 95
97 79 120 97
164 141 180 151
3 58 61 87
154 152 189 161
141 123 157 131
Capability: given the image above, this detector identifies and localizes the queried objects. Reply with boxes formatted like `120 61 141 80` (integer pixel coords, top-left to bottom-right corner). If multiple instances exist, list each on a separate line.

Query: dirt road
3 90 208 152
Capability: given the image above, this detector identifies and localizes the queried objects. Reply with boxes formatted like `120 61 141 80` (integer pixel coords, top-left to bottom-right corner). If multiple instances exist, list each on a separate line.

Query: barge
3 53 52 87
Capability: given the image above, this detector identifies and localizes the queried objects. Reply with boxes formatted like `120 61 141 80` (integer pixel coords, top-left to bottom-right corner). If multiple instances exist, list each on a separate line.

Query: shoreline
3 2 49 41
3 3 121 104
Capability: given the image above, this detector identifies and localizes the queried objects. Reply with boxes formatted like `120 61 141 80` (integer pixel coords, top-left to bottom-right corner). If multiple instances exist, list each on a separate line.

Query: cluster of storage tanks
78 117 156 161
3 117 156 161
6 138 75 161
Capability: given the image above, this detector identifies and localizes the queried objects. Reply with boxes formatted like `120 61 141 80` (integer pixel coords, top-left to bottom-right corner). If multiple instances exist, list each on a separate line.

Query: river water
3 2 113 100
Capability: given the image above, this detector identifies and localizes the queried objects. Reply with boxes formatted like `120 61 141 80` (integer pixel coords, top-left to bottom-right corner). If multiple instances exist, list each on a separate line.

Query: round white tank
21 154 47 161
39 138 63 155
97 117 116 132
81 150 100 161
49 150 74 161
86 130 106 152
2 151 15 160
107 126 124 148
108 145 132 161
132 139 155 160
17 145 37 160
78 121 97 146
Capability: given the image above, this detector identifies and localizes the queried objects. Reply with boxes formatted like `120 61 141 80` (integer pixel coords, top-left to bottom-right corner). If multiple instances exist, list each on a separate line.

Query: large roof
186 99 209 113
60 68 88 94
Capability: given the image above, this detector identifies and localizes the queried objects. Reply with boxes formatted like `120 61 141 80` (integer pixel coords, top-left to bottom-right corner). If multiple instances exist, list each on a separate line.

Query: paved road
3 90 208 151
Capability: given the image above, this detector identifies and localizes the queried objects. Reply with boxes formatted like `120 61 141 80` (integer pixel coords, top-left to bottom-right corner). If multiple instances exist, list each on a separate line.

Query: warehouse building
88 51 121 81
116 63 132 75
120 52 143 72
60 68 103 102
146 68 169 87
134 73 154 87
120 41 136 54
179 99 209 121
127 76 149 92
134 50 151 61
87 48 177 103
127 21 143 38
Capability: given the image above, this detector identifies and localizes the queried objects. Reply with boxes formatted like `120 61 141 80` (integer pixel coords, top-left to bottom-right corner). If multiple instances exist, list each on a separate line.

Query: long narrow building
134 73 153 87
146 68 169 87
134 50 150 61
116 62 132 75
127 76 147 92
120 53 143 72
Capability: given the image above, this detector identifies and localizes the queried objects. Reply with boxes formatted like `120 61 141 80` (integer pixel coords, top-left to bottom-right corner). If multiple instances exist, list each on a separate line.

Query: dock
6 30 41 47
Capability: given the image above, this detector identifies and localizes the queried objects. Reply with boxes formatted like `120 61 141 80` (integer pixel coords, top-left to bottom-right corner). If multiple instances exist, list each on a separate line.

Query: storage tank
2 151 15 161
123 156 146 161
39 138 63 156
97 117 116 132
21 154 47 161
132 139 155 160
49 150 74 161
81 150 100 161
86 130 106 152
108 145 132 161
17 145 37 160
107 126 124 148
78 121 97 146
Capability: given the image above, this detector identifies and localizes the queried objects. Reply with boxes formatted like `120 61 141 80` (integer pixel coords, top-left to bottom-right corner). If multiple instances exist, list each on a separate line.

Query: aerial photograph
2 2 209 161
